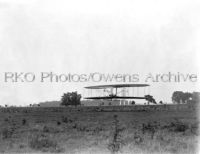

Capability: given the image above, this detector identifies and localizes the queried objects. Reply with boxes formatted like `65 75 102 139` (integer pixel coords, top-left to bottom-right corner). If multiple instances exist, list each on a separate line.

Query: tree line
60 91 200 107
172 91 200 104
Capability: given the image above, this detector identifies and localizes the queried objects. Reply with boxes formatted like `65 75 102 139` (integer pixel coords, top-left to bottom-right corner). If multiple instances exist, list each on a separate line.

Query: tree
191 92 200 103
61 91 81 106
172 91 194 104
144 95 156 105
182 92 192 103
172 91 184 104
131 101 135 105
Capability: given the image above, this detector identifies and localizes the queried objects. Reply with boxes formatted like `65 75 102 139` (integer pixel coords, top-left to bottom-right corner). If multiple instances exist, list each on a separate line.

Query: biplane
84 84 151 105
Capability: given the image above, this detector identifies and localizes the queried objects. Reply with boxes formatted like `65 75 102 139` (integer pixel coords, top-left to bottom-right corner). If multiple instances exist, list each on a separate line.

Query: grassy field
0 105 199 154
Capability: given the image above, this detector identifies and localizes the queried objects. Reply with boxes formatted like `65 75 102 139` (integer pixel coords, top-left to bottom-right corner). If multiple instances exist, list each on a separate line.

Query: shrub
43 125 61 133
190 123 199 135
142 122 157 139
57 121 61 126
92 126 103 134
1 127 14 139
29 133 61 152
172 122 188 132
108 115 125 153
61 116 73 123
62 116 68 123
22 119 27 125
4 118 9 122
134 133 143 145
163 120 189 132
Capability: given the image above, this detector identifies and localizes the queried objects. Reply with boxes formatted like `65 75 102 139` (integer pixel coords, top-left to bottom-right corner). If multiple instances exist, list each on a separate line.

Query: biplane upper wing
85 84 150 89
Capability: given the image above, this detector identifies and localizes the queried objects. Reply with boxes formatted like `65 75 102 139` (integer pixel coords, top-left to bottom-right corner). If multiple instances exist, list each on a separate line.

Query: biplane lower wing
84 96 146 99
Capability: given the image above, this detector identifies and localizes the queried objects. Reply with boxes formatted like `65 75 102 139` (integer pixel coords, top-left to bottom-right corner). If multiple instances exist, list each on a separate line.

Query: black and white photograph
0 0 199 153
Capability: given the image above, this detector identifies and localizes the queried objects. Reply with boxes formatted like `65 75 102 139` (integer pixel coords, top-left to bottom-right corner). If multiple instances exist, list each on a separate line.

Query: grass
28 132 63 152
108 115 125 153
0 105 199 153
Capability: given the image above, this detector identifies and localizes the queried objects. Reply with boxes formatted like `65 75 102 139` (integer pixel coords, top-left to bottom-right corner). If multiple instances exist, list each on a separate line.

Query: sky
0 0 200 106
